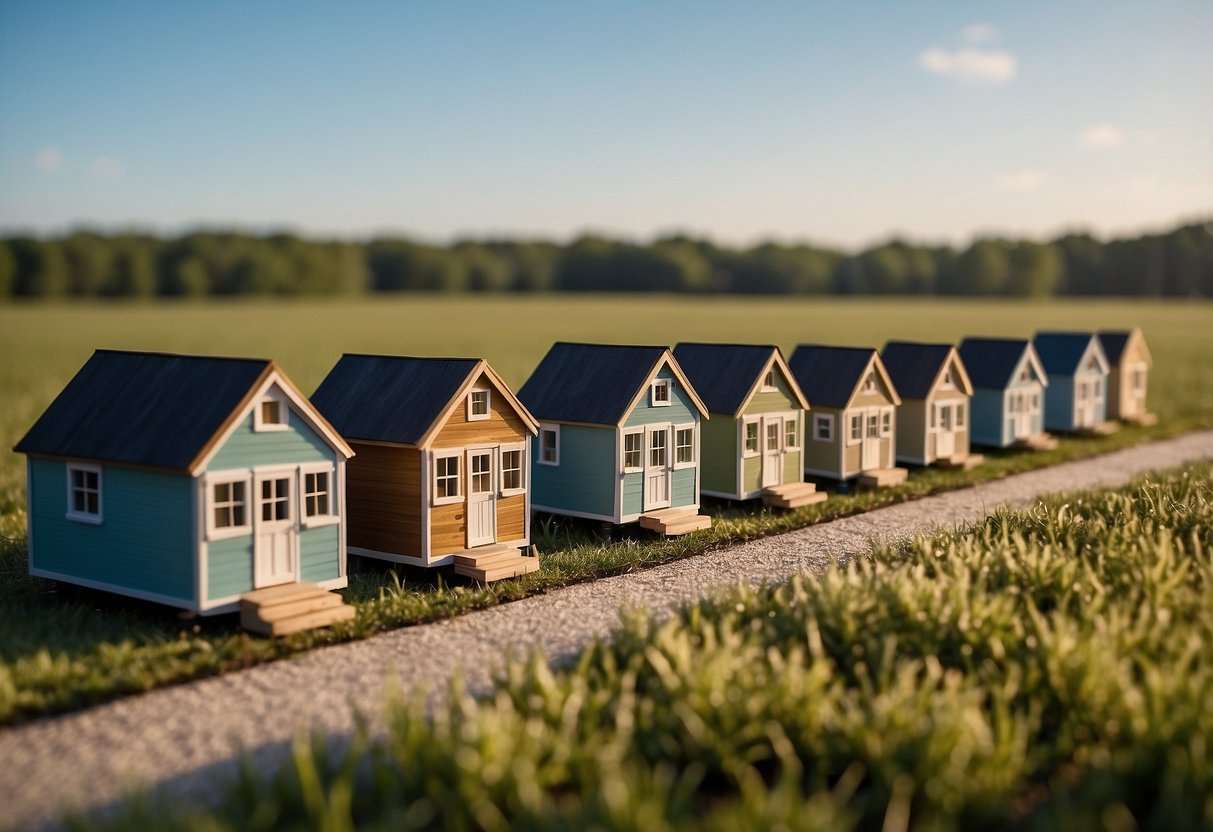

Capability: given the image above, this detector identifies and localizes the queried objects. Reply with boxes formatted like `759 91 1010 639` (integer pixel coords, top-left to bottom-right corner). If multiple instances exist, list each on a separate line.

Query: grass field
83 465 1213 830
0 297 1210 724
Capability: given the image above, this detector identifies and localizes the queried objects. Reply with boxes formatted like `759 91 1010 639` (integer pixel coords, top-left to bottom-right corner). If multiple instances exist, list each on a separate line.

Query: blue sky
1 0 1209 247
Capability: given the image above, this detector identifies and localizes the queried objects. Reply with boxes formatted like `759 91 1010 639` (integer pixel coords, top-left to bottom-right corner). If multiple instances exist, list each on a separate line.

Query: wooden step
240 581 355 636
242 590 344 624
641 512 712 536
244 603 356 637
240 581 326 607
454 555 541 583
1123 412 1158 426
761 481 817 499
1013 433 1058 451
856 467 908 488
637 506 698 530
937 453 984 471
765 490 828 510
452 544 520 567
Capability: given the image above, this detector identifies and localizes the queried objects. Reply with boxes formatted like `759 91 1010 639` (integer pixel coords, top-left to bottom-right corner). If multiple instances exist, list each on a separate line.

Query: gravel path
4 430 1212 829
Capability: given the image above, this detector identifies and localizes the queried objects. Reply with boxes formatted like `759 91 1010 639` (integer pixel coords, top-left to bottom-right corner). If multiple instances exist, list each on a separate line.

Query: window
303 470 331 518
651 379 671 407
500 447 525 494
1132 366 1147 394
862 372 877 392
849 413 862 444
1077 382 1088 401
675 426 695 467
623 430 644 472
1093 378 1103 399
813 414 834 442
649 429 668 468
867 412 880 438
743 420 759 455
539 425 560 466
766 421 780 451
260 477 291 522
1086 356 1100 371
468 388 490 421
956 403 965 428
881 409 892 436
1030 393 1040 411
66 463 102 523
433 453 461 504
785 419 799 449
470 453 493 494
761 370 776 391
254 390 289 431
213 481 247 529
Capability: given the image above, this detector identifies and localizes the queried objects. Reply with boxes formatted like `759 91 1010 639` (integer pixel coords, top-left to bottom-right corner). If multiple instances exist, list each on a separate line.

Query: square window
651 379 671 406
881 409 892 436
468 389 490 421
766 421 780 451
539 426 560 465
213 480 248 529
255 393 289 431
501 449 524 492
744 421 759 454
260 477 290 522
435 454 461 500
676 427 694 464
762 370 776 390
623 432 643 471
66 464 102 523
850 414 862 442
814 414 833 442
956 404 965 428
304 471 331 517
261 400 281 424
470 453 492 494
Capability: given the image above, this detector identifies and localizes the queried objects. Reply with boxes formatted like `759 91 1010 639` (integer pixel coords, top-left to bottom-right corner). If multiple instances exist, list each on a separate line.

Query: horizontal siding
208 536 253 599
621 472 643 517
1044 377 1074 431
743 454 761 491
208 410 334 472
746 376 798 414
782 449 802 484
672 467 697 507
531 424 617 518
969 389 1006 447
699 415 737 495
624 366 698 428
347 443 422 558
300 524 341 583
30 459 194 601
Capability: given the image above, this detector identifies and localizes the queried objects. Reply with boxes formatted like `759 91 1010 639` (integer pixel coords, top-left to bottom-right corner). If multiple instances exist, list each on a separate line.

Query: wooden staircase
453 543 540 583
1123 411 1158 426
761 482 827 510
1013 433 1059 451
856 467 908 488
240 582 355 637
1075 420 1120 436
638 506 713 536
937 452 985 471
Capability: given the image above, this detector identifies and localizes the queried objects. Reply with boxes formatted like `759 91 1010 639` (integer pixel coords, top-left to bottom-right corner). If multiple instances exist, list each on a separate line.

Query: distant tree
1053 233 1104 295
0 241 15 301
947 239 1010 295
164 256 212 297
9 238 69 298
63 232 115 296
102 239 157 298
1006 241 1064 298
455 242 513 292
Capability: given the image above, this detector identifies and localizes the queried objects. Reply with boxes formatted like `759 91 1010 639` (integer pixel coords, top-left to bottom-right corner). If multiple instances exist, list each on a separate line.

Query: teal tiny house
957 338 1055 450
518 343 713 534
14 350 354 616
1033 332 1117 435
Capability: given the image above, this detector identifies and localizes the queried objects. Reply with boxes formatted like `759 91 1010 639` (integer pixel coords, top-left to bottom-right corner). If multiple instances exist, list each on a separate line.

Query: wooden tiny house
311 355 541 582
519 343 713 534
1098 328 1156 425
787 346 907 487
14 350 355 623
957 338 1054 450
881 341 982 469
673 343 823 509
1033 332 1117 435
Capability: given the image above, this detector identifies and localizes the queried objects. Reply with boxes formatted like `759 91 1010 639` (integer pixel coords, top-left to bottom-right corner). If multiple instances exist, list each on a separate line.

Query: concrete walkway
3 430 1212 829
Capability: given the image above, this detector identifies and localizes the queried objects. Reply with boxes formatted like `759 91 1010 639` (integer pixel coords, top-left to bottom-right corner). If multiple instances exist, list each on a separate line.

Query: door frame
253 466 298 589
935 402 955 458
643 424 672 510
465 446 497 548
861 408 882 471
761 415 783 488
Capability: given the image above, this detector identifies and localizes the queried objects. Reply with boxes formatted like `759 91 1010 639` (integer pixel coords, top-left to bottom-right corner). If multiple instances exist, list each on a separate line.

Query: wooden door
862 409 881 470
254 472 296 588
762 416 782 487
936 403 955 458
644 425 671 509
466 449 496 548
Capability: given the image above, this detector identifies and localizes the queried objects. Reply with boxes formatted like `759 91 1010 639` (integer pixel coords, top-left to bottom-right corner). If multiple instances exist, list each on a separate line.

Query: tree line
0 221 1209 300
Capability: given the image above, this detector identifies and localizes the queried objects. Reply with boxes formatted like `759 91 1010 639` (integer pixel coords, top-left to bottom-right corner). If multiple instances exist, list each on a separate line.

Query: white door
762 417 783 487
254 473 296 588
466 449 496 548
644 425 671 509
1075 377 1099 427
1009 392 1029 440
936 404 955 458
862 409 881 470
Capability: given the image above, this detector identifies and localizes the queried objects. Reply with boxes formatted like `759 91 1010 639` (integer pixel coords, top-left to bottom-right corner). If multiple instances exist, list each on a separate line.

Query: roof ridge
92 348 271 364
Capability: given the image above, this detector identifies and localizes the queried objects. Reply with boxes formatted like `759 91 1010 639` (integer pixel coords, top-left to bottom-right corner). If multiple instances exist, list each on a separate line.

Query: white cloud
918 46 1018 83
961 23 1000 44
88 157 125 179
993 170 1047 191
1078 124 1125 149
35 148 64 172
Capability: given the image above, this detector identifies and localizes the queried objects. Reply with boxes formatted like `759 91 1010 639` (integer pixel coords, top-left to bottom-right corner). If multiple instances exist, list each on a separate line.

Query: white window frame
1130 363 1147 394
742 417 760 458
432 450 463 506
813 413 834 443
761 369 777 392
254 388 290 432
651 378 672 407
862 372 877 393
955 402 966 428
881 407 893 437
673 423 696 470
847 412 862 446
498 443 527 497
622 428 644 473
538 424 560 466
299 463 339 528
204 470 252 540
467 387 491 422
65 462 103 524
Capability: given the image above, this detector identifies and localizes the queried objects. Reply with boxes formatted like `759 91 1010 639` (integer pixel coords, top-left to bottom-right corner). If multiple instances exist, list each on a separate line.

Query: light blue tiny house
957 338 1052 449
1033 333 1114 435
15 350 354 615
518 343 712 532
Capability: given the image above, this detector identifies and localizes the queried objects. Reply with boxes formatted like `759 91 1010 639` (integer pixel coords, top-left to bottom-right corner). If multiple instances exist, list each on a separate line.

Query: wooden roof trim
615 351 711 428
1085 336 1111 376
927 347 974 399
841 352 902 410
271 364 356 459
1017 344 1050 389
185 362 275 475
416 359 539 450
1128 327 1154 367
733 349 812 417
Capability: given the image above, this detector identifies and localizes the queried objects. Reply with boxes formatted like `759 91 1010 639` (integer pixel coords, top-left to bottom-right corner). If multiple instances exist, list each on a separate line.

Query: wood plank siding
346 441 422 557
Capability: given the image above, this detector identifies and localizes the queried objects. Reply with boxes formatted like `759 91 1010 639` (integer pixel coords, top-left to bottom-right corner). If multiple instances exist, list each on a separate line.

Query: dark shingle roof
14 350 271 469
957 338 1033 389
881 342 954 400
1034 332 1098 375
673 343 779 415
518 343 668 425
788 346 877 409
311 355 480 445
1097 331 1131 365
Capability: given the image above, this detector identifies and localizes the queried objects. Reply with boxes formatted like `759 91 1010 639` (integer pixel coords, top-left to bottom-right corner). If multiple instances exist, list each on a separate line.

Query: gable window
433 452 462 505
785 418 799 449
623 430 644 472
66 463 102 524
1086 356 1101 371
941 367 956 389
743 420 760 456
862 372 877 393
254 390 289 432
814 414 834 442
301 465 338 526
538 425 560 466
849 413 862 444
761 369 777 391
675 425 695 467
651 379 671 407
468 388 491 421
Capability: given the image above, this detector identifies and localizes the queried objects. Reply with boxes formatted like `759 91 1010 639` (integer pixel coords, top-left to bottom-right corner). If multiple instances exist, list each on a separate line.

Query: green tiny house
14 350 354 615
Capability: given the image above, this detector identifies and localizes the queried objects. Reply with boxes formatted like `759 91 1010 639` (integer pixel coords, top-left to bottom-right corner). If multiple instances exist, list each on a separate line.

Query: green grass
81 465 1213 830
1 297 1211 725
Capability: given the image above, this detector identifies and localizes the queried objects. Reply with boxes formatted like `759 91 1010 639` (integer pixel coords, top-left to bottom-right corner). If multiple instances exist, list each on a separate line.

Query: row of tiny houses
14 328 1152 627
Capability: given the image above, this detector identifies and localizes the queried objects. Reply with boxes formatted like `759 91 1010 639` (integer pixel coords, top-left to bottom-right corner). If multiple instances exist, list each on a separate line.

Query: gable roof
518 342 708 426
311 354 537 447
1098 328 1152 367
1034 332 1107 375
672 343 809 416
881 341 973 400
957 338 1045 389
14 349 352 472
788 345 900 410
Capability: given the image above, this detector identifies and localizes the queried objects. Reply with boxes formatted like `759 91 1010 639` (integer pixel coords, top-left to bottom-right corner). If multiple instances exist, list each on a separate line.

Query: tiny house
1098 328 1156 425
673 343 824 509
14 350 355 618
1033 332 1116 435
518 343 712 535
311 355 541 583
881 341 982 469
788 346 907 487
957 338 1054 449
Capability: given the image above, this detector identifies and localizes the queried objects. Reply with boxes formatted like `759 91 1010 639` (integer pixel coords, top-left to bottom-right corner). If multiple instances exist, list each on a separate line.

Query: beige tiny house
881 342 981 468
789 346 907 487
1098 328 1155 425
312 355 540 581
